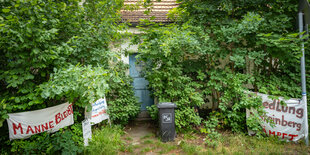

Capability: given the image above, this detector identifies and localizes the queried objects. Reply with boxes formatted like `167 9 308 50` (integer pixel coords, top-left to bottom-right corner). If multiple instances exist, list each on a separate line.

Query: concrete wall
111 28 141 75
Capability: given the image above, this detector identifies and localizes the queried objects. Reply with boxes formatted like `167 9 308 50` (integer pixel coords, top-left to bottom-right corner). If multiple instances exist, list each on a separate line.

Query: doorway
129 54 154 112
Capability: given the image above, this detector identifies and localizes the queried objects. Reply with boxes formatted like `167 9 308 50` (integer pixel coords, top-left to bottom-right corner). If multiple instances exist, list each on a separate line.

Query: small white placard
82 119 92 146
90 98 109 125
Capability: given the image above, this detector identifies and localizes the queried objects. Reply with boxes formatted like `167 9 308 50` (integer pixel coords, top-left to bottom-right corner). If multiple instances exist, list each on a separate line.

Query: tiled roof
121 0 178 23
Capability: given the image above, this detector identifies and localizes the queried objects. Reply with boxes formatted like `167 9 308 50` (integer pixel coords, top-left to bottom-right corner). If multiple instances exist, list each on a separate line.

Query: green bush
107 62 141 125
0 0 132 153
9 125 83 155
84 125 124 155
136 25 206 131
136 0 305 135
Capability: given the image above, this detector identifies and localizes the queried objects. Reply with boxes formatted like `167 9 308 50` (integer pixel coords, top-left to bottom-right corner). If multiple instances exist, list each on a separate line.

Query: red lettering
269 130 275 136
34 125 41 133
281 115 287 126
63 111 67 118
55 113 61 124
281 106 288 112
67 107 71 115
269 100 276 110
296 123 301 131
288 121 293 127
288 134 298 141
92 114 98 118
13 123 23 135
263 102 269 108
282 133 288 139
68 104 73 115
26 125 34 134
292 121 296 128
263 127 267 134
49 121 54 128
277 132 281 136
41 123 48 131
276 100 281 112
61 113 64 120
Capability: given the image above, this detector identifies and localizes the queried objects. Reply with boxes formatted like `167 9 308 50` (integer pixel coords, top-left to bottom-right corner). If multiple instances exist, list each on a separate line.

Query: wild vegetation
134 0 310 145
0 0 309 154
0 0 140 153
85 122 310 154
119 129 310 154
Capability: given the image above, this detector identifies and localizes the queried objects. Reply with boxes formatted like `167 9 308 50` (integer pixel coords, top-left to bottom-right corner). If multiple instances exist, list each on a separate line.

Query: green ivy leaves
0 0 126 153
136 0 304 134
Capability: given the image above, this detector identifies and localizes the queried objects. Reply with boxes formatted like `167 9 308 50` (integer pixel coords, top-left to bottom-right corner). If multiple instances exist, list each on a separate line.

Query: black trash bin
157 102 177 142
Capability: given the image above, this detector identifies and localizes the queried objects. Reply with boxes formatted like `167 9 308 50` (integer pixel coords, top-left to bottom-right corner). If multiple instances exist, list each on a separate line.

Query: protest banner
6 103 74 140
247 93 306 142
88 98 109 125
82 119 92 146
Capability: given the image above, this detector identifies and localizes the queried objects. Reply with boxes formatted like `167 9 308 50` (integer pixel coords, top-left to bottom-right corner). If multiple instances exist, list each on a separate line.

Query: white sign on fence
247 93 306 142
89 98 109 125
82 119 92 146
6 103 74 140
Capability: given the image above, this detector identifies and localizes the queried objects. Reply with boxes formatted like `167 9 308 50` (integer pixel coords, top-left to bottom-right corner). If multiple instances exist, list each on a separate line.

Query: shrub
135 0 305 135
10 125 83 154
107 62 141 125
84 125 124 155
0 0 132 153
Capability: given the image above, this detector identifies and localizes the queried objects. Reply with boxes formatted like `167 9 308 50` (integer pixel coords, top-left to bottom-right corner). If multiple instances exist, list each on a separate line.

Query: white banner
90 98 109 125
82 119 92 146
247 93 306 142
6 103 74 140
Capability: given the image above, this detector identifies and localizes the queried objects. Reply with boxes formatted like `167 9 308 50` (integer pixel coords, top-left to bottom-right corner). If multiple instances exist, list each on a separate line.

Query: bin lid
157 102 177 108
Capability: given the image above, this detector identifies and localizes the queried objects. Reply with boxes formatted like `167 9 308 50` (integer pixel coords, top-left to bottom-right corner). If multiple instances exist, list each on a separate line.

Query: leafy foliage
0 0 140 153
106 62 141 125
136 0 307 135
200 113 222 148
136 25 206 131
0 0 124 125
84 125 125 155
10 126 83 154
39 65 111 107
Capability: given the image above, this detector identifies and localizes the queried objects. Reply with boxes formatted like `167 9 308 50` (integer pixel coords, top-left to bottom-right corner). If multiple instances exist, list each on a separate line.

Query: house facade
117 0 178 118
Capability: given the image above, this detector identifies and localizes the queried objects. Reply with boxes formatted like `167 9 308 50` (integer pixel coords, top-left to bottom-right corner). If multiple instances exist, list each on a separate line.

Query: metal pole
298 12 309 146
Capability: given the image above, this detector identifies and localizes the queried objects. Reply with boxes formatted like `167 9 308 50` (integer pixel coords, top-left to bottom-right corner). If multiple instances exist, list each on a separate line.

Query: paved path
125 120 157 145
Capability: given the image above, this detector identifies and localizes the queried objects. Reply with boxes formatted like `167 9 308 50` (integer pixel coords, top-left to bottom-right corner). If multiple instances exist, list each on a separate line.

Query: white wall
110 28 141 75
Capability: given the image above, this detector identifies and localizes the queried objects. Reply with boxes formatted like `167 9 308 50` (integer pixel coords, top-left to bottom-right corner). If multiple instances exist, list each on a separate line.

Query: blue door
129 54 154 111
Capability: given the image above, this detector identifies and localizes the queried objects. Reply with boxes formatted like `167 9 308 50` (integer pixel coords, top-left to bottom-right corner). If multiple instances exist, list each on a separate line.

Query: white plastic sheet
247 93 306 142
6 103 74 140
90 98 109 125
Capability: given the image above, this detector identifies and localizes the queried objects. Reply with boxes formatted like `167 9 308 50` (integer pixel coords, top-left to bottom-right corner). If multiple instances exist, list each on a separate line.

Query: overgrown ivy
135 0 309 136
0 0 140 153
106 62 141 125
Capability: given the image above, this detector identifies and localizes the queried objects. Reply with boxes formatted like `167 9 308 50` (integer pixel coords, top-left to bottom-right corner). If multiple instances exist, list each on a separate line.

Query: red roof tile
121 0 178 23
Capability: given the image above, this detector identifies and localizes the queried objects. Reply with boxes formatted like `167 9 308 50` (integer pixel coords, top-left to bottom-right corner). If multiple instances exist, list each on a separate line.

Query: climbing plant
0 0 140 153
106 62 141 125
135 0 307 134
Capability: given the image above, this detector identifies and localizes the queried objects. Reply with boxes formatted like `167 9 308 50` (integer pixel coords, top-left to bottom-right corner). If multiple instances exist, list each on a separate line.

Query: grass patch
213 132 310 154
119 144 135 153
140 147 152 153
140 133 155 139
179 141 203 155
119 125 310 155
125 137 133 141
84 125 124 155
183 132 198 140
143 139 155 145
158 144 178 154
